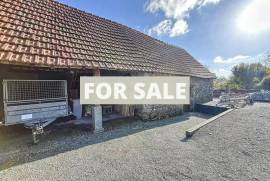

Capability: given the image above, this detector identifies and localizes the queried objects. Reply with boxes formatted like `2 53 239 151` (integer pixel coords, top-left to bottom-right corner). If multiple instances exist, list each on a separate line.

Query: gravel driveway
0 103 270 181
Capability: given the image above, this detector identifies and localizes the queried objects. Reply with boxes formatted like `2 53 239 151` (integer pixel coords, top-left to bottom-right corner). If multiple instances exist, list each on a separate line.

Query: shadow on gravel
0 112 209 171
180 137 190 142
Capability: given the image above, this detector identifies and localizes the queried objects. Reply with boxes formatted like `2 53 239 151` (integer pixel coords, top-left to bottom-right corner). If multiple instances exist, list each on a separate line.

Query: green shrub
258 76 270 90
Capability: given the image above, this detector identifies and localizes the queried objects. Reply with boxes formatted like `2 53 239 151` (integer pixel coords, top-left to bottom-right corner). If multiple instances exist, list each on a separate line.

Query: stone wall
131 72 182 120
132 72 213 121
135 104 183 121
190 77 213 109
135 76 214 121
250 90 270 102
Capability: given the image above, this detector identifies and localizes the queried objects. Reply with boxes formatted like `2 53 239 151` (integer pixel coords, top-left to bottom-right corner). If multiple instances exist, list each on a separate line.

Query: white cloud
148 19 172 36
201 0 222 6
211 53 270 78
170 19 189 37
148 19 189 37
146 0 222 37
213 55 251 64
237 0 270 34
211 68 232 78
213 54 269 65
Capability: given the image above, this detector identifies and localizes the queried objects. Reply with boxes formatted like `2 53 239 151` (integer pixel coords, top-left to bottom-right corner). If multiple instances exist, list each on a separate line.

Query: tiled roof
0 0 215 78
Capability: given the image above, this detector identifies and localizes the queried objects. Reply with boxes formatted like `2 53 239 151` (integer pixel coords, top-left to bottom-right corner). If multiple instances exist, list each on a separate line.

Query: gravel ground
0 103 270 181
190 102 270 181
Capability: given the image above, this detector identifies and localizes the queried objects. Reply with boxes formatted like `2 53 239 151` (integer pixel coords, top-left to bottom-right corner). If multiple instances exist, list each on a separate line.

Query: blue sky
57 0 270 78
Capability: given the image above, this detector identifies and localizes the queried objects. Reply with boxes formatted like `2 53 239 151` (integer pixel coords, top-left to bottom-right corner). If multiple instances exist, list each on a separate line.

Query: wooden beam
186 109 234 138
93 68 101 76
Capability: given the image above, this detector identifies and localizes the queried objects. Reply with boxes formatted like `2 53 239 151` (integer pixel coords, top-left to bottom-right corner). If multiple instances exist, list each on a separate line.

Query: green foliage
215 63 270 90
258 76 270 90
214 77 227 90
226 81 241 90
214 78 240 90
266 68 270 76
231 63 269 90
253 77 260 85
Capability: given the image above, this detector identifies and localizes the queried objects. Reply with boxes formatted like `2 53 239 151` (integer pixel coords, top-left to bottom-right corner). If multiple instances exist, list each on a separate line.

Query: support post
92 105 104 133
92 68 104 133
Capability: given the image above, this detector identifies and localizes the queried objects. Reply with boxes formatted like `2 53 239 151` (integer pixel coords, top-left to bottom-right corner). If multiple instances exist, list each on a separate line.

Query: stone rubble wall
250 90 270 102
190 77 214 109
135 104 183 121
133 72 214 120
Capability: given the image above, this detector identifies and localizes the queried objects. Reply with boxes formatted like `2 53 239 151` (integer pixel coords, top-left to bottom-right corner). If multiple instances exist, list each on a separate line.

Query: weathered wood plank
186 109 234 138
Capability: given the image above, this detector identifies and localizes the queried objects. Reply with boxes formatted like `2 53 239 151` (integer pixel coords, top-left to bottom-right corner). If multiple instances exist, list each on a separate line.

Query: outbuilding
0 0 215 133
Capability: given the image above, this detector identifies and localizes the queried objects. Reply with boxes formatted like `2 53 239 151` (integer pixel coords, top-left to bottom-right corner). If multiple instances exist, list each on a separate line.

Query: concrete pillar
92 68 104 133
92 105 104 133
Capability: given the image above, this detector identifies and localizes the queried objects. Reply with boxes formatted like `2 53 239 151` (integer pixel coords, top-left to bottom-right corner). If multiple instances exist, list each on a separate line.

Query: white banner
80 76 190 105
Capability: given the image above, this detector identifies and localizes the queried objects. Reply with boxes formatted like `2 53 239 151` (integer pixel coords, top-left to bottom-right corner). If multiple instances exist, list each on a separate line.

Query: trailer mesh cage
3 80 67 104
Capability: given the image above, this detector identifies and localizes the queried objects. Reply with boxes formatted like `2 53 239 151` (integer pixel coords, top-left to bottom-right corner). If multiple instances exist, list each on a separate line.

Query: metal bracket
32 124 44 144
26 119 55 144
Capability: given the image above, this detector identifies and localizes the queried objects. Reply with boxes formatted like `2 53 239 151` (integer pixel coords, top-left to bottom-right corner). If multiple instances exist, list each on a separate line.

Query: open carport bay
0 103 270 181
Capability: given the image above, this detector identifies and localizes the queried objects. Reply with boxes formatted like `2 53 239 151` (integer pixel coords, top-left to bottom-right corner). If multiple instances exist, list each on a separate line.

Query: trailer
1 80 69 144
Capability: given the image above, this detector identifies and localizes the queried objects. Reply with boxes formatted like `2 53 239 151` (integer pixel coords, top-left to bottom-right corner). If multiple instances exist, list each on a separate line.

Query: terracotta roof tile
0 0 215 78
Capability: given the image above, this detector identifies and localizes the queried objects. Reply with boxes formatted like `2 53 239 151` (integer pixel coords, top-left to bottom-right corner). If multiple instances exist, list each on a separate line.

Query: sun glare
237 0 270 34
